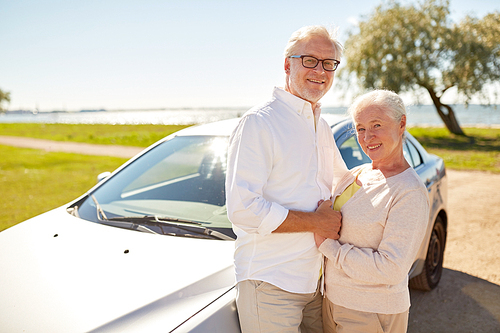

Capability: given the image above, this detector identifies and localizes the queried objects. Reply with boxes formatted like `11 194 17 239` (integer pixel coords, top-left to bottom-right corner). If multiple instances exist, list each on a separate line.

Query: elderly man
225 25 348 332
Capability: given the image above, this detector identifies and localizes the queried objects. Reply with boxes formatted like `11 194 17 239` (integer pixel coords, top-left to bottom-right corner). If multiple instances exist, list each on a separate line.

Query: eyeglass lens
302 56 338 71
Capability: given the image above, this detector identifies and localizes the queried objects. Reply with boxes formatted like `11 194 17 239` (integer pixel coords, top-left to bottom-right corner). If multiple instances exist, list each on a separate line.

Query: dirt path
408 169 500 332
443 170 500 285
2 136 499 332
0 135 143 158
408 170 500 333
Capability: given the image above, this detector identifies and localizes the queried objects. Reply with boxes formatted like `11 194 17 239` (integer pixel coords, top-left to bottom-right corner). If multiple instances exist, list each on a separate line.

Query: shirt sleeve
225 114 289 236
318 186 430 285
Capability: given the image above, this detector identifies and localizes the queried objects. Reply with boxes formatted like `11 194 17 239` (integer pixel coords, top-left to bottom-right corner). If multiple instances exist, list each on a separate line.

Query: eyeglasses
289 55 340 72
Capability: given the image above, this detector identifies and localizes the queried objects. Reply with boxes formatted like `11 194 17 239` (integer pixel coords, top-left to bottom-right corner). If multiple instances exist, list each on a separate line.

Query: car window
121 138 225 199
338 135 371 169
75 136 233 238
407 140 423 167
403 142 414 168
403 140 423 168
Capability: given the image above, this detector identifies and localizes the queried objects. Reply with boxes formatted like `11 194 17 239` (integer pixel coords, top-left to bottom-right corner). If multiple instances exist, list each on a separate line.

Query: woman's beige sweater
319 164 429 314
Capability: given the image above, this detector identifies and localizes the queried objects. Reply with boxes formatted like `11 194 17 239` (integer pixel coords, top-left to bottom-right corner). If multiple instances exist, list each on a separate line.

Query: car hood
0 207 236 332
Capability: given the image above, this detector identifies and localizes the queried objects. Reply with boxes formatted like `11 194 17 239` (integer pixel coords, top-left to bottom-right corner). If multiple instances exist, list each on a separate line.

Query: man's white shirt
226 87 347 293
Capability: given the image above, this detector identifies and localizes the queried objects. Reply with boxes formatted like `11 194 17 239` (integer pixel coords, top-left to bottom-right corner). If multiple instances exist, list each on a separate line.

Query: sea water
0 105 499 127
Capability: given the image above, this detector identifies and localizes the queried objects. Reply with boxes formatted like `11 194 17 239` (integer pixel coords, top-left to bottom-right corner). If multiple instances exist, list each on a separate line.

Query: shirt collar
273 87 322 117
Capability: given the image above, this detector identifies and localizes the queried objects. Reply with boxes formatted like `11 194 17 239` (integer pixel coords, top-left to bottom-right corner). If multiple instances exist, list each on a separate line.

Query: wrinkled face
353 105 406 165
284 36 338 108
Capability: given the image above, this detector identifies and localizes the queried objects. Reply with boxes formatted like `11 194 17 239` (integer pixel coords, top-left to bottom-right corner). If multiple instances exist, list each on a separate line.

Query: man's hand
314 233 327 247
272 200 342 237
313 200 342 240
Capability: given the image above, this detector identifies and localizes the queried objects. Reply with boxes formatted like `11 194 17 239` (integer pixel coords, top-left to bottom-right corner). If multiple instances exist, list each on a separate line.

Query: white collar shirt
226 87 347 293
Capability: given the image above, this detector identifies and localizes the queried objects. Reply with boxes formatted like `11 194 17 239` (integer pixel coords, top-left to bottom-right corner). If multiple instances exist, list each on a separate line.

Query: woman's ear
400 115 407 134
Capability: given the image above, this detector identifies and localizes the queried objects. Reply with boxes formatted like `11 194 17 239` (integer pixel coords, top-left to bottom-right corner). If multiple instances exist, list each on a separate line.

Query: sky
1 0 499 111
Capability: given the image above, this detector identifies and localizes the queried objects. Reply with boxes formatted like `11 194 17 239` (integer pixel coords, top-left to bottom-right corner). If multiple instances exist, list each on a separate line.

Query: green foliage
0 145 128 231
450 12 500 102
0 88 11 112
0 123 191 147
343 0 500 97
340 0 500 134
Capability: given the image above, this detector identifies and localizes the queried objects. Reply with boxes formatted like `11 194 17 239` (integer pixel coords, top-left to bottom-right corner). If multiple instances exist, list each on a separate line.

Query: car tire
409 215 446 291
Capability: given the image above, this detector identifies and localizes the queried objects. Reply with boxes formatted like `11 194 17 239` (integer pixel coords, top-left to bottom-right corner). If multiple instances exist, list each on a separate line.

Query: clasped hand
314 200 341 247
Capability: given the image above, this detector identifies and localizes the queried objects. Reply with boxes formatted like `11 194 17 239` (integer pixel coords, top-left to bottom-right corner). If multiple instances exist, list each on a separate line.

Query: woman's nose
364 129 374 141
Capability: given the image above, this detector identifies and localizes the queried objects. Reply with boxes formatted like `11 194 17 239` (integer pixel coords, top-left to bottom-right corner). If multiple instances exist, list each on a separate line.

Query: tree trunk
435 103 465 136
424 87 465 136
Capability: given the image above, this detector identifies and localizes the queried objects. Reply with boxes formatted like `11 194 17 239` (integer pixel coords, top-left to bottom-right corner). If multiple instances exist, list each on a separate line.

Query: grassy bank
1 123 498 172
0 123 191 147
0 123 189 231
0 145 127 231
408 127 500 173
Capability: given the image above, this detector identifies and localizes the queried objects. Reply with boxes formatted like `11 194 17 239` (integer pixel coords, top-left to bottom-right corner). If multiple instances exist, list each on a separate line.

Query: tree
0 88 11 113
340 0 500 135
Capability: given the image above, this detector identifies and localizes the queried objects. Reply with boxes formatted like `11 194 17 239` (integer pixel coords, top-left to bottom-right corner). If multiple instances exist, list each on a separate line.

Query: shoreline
407 123 500 129
2 103 499 114
1 104 499 127
1 120 499 128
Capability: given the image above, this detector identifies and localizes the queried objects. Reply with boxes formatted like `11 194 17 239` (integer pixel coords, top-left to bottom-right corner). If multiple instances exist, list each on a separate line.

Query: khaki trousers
322 297 409 333
236 280 323 333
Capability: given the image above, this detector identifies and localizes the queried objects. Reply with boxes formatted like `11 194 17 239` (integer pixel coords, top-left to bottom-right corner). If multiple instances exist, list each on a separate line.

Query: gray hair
348 90 406 122
284 25 343 59
348 90 407 139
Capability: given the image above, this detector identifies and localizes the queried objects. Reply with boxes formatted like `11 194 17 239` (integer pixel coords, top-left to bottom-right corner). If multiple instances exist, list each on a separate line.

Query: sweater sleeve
319 186 429 285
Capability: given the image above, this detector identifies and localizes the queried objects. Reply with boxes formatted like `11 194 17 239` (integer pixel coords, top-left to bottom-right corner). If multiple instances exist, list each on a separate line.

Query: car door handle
426 181 434 192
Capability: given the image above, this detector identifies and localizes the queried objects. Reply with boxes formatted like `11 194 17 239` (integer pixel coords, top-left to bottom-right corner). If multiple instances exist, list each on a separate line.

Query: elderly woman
315 90 429 333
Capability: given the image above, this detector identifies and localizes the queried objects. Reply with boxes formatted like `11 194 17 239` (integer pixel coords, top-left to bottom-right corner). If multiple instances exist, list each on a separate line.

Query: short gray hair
348 89 406 122
284 25 343 59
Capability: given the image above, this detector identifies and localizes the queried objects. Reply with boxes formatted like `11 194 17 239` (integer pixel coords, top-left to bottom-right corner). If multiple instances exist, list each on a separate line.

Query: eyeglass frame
289 55 340 72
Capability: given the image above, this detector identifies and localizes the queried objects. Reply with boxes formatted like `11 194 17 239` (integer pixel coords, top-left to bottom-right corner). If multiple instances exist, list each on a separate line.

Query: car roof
174 114 348 137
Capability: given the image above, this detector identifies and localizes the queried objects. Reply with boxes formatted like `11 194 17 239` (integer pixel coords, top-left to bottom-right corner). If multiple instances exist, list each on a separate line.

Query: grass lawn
0 123 191 147
0 123 189 231
0 145 127 231
408 127 500 173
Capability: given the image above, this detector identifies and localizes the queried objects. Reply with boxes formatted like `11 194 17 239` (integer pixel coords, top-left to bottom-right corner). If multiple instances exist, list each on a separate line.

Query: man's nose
312 61 325 73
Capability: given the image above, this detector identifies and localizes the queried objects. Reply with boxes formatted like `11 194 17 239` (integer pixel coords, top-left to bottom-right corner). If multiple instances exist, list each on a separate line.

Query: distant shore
2 103 498 114
407 123 500 128
1 104 499 127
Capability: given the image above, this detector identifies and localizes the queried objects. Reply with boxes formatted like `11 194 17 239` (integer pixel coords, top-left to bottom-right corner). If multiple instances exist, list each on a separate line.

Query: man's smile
307 78 325 84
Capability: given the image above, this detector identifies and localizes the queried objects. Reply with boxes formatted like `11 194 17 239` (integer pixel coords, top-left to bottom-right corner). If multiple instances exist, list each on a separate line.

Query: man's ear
284 58 290 74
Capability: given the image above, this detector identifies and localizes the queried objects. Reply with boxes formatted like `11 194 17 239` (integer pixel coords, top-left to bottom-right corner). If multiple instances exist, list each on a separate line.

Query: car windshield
74 135 234 239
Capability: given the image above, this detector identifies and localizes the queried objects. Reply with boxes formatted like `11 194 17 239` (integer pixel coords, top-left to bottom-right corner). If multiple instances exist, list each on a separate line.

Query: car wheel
409 215 446 291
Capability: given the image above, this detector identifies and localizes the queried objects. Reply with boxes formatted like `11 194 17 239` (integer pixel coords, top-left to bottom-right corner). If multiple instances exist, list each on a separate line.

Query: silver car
0 116 447 332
